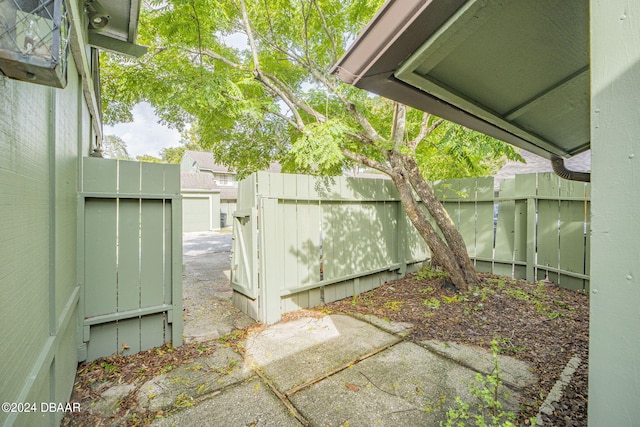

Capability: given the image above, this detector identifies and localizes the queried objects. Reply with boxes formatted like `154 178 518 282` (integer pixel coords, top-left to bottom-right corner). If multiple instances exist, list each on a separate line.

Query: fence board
141 313 166 350
495 200 515 264
119 161 140 194
537 199 560 269
118 199 140 312
141 200 165 307
84 199 117 317
458 202 476 256
86 323 118 361
282 201 301 289
475 201 494 260
118 318 141 356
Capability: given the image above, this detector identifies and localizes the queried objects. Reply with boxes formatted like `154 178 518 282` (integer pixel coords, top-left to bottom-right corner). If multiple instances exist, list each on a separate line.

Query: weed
318 305 333 314
160 365 174 374
442 294 468 304
504 288 530 301
425 395 447 414
174 393 194 408
101 362 117 372
420 286 436 294
218 330 245 343
441 340 537 427
485 277 508 290
415 266 449 281
423 297 441 310
495 337 527 354
471 285 495 302
383 301 403 312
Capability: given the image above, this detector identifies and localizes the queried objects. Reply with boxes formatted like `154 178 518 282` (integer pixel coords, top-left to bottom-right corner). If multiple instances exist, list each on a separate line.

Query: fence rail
231 172 590 323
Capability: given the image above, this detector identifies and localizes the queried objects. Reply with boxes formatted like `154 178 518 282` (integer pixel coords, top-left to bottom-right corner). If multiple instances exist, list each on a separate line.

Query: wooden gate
230 206 259 320
79 158 183 362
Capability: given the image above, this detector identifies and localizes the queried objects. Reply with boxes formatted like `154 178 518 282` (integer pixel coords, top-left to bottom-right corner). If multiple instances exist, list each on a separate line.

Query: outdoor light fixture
0 0 70 88
84 0 109 29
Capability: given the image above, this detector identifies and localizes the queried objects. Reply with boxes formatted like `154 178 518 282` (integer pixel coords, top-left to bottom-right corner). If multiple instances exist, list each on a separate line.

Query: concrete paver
150 377 302 427
290 340 521 427
244 314 401 393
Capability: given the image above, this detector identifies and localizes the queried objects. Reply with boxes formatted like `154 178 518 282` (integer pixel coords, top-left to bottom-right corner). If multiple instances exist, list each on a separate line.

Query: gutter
551 156 590 182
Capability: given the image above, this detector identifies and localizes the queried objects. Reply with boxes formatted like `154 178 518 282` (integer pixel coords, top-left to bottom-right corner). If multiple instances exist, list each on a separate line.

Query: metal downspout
551 155 591 182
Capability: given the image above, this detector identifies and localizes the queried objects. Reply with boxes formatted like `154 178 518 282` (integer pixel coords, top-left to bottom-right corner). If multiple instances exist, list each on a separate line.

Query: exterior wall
0 51 89 426
180 153 198 172
589 0 640 423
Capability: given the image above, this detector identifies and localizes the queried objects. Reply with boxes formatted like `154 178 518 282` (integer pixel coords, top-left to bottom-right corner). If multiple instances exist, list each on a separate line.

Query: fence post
259 197 282 324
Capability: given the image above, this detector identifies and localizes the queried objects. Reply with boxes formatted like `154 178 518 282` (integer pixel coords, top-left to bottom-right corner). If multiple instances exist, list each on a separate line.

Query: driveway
182 230 254 342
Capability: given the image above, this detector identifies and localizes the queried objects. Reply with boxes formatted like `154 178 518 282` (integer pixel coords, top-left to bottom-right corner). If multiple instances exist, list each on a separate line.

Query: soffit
333 0 590 159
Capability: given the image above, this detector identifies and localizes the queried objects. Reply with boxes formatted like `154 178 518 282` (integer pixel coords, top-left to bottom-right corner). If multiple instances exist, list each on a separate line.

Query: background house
180 150 282 229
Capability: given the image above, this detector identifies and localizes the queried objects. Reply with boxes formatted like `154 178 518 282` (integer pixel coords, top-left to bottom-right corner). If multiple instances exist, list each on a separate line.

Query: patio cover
332 0 589 160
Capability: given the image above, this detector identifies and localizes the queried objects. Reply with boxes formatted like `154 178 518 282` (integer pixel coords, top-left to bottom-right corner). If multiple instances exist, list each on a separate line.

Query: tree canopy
101 0 523 290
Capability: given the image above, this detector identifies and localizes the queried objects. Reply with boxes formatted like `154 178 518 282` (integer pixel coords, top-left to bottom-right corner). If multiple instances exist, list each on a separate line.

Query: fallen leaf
345 383 359 392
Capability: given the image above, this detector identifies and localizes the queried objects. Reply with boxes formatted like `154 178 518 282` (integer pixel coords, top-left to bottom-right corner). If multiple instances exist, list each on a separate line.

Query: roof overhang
333 0 589 159
86 0 147 57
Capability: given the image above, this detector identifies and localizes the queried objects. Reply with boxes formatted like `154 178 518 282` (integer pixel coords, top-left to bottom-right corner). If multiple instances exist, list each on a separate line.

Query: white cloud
104 102 181 158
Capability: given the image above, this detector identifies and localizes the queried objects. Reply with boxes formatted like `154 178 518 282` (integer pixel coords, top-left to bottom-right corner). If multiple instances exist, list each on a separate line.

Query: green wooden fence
232 172 590 324
435 173 590 291
79 158 183 362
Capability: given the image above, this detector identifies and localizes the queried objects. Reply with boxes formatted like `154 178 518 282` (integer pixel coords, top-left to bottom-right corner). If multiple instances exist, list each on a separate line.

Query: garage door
183 197 211 232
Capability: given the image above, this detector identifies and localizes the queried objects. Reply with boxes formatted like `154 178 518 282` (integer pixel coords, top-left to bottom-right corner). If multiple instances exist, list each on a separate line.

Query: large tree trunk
400 154 479 287
388 152 474 292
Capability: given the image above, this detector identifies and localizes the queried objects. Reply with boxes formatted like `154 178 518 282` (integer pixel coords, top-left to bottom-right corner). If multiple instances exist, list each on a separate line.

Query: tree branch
408 114 444 151
342 149 391 175
391 102 406 148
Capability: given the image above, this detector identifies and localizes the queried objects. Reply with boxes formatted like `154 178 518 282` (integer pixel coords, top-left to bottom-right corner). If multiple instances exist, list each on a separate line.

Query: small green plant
471 285 495 302
485 277 507 290
504 288 530 301
383 301 403 311
420 286 436 294
101 362 117 372
415 265 449 281
495 337 527 354
160 364 174 374
441 340 537 427
442 294 468 304
174 393 195 408
218 330 244 343
423 297 441 309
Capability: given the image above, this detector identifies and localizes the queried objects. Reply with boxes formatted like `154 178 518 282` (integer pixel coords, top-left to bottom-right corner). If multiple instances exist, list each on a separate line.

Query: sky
103 102 182 159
